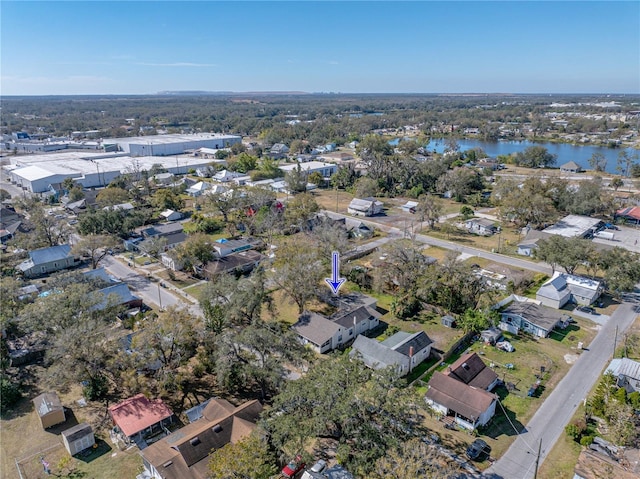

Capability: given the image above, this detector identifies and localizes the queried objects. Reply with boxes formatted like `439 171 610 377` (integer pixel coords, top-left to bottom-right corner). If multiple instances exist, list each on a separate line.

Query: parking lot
592 223 640 253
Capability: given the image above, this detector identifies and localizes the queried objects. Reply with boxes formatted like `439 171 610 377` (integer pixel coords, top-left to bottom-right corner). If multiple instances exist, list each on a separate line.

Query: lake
423 139 637 174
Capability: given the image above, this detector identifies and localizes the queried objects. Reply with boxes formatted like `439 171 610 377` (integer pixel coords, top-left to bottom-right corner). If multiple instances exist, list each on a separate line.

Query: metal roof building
102 133 241 156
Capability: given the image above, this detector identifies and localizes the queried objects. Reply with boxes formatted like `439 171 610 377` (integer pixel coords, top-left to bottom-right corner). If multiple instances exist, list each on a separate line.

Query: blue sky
1 1 638 95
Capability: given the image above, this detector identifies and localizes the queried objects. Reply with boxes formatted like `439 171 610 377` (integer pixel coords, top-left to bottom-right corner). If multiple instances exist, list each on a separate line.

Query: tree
308 220 349 258
175 233 214 272
284 193 319 231
265 354 419 476
354 176 379 198
372 439 458 479
284 163 307 193
308 171 324 187
331 163 360 189
610 177 624 191
458 309 496 334
133 307 200 389
588 152 607 172
514 146 557 168
96 187 130 207
228 152 258 173
0 189 11 201
436 167 483 202
459 205 474 220
415 194 443 229
599 247 640 293
24 204 71 248
152 189 183 211
208 432 276 479
137 236 168 258
213 321 308 399
72 234 118 269
273 238 325 314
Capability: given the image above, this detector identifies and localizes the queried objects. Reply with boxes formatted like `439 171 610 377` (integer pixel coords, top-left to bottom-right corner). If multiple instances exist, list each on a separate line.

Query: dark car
466 438 490 461
576 305 597 315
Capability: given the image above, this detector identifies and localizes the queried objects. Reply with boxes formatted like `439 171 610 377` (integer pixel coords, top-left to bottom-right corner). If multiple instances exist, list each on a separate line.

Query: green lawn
183 282 208 302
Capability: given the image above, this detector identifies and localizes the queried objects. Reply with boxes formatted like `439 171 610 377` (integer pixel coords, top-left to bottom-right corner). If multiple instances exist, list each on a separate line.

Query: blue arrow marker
325 251 346 295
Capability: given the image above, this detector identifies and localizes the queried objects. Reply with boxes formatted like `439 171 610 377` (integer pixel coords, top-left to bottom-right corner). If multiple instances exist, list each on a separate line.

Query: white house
185 181 210 197
213 169 244 183
160 209 183 222
537 272 603 308
465 218 498 236
348 197 384 217
425 372 498 431
279 161 338 179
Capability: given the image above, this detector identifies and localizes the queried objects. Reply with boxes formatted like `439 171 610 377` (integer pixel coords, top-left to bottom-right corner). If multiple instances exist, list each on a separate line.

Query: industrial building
3 151 216 193
102 133 241 156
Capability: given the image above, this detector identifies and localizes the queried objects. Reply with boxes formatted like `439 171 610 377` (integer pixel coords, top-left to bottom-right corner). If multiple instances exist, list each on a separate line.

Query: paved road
322 210 553 275
485 301 639 479
101 255 200 314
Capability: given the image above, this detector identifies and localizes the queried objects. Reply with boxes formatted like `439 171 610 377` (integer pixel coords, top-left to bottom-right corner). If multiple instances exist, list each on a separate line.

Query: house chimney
409 346 414 357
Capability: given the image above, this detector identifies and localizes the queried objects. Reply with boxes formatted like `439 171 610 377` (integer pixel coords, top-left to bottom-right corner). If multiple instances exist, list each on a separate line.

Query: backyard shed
441 315 456 328
62 423 95 455
33 392 66 429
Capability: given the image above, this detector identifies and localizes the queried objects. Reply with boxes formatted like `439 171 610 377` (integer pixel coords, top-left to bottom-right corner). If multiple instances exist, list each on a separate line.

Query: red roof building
616 206 640 224
108 394 174 445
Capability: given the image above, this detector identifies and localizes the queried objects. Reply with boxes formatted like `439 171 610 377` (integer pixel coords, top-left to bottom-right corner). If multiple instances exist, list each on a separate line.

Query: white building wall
477 400 497 427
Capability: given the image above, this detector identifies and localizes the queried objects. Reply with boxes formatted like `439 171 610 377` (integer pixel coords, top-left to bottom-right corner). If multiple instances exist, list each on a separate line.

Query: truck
594 230 615 240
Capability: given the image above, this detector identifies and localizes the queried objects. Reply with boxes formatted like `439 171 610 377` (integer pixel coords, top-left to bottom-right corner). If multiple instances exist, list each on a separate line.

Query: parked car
576 305 597 315
496 340 515 352
466 438 491 461
309 460 326 473
282 455 305 478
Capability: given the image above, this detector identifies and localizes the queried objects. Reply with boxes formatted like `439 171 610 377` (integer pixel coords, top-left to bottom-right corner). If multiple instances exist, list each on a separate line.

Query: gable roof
445 352 498 390
332 305 381 328
29 244 72 265
390 331 433 356
108 394 173 438
426 372 497 420
616 206 640 221
33 392 63 417
62 423 93 443
605 358 640 381
293 312 342 346
467 218 497 228
350 335 408 371
501 301 568 332
141 399 262 479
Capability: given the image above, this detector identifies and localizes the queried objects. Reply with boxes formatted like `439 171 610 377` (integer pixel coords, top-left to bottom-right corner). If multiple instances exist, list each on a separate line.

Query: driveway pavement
484 301 639 479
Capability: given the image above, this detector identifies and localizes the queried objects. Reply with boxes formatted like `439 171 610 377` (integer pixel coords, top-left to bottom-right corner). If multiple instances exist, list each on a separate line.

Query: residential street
322 210 553 275
101 255 202 316
484 301 639 479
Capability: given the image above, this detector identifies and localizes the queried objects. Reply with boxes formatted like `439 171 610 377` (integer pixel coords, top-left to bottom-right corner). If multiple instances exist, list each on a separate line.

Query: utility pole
533 437 542 479
158 283 163 310
613 324 618 358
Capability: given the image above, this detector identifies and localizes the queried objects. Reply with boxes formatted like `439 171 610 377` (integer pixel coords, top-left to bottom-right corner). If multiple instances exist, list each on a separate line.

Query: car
282 455 305 478
308 459 326 473
576 305 597 315
68 219 78 225
466 438 490 461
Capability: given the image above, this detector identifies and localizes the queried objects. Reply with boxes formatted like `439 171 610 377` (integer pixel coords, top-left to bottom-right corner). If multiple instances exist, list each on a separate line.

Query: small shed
160 209 183 222
480 327 503 345
33 392 66 429
62 423 95 455
441 315 456 328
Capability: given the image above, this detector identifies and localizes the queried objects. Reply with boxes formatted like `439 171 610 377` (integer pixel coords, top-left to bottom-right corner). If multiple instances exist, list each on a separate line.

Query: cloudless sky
1 1 638 95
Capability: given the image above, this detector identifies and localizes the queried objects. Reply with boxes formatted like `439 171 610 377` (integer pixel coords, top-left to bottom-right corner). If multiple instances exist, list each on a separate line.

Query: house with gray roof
348 197 384 217
17 244 79 278
537 272 603 308
293 304 381 354
350 330 433 377
465 218 498 236
93 283 142 311
560 161 583 173
500 299 571 338
605 358 640 393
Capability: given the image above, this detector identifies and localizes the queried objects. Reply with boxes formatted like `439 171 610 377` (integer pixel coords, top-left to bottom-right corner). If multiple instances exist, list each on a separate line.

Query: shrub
0 375 21 413
83 374 108 400
565 423 581 440
580 435 594 446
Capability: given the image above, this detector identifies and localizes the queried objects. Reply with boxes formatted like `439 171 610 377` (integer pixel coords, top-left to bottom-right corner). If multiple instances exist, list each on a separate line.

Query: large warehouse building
4 151 215 193
102 133 241 156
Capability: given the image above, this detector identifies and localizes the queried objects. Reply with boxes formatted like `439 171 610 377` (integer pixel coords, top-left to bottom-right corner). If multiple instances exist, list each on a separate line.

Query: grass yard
182 282 208 302
424 223 523 255
310 189 355 213
419 317 599 467
1 384 143 479
155 269 201 288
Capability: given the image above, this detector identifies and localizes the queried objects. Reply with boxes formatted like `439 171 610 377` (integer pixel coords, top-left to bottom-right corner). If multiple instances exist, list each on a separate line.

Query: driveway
484 301 639 479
